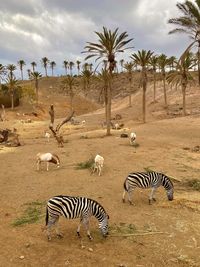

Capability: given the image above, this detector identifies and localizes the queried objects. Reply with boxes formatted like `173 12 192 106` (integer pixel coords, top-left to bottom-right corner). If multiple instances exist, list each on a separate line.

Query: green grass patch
187 179 200 191
75 156 94 170
12 200 45 227
110 222 137 235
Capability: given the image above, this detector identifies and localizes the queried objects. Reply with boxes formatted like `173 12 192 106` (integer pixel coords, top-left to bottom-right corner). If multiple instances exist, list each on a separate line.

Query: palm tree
63 60 69 75
168 0 200 85
83 27 133 135
97 68 112 108
131 50 154 123
31 62 37 72
167 52 195 115
168 56 177 71
157 54 170 107
61 75 78 111
76 60 81 75
7 64 16 80
30 71 42 105
17 60 26 80
0 64 6 87
149 55 159 102
41 57 49 77
50 61 56 76
69 61 74 76
27 69 31 79
5 74 18 109
124 61 134 107
81 69 93 96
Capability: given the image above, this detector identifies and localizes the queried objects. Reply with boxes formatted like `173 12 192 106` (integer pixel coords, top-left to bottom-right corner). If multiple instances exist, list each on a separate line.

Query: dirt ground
1 93 200 267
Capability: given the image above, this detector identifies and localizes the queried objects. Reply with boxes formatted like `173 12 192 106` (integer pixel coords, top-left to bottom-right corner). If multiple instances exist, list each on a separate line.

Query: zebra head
99 214 109 237
161 174 174 201
167 187 174 201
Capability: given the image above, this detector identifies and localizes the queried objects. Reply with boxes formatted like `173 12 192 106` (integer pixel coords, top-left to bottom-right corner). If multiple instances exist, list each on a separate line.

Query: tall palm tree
123 61 134 107
69 61 74 76
76 60 81 75
30 71 42 105
167 52 195 115
50 61 56 76
7 64 16 80
17 60 26 80
5 74 18 109
61 75 78 111
131 50 154 123
63 60 69 75
149 55 158 102
168 0 200 85
31 61 37 72
168 56 177 71
27 69 31 79
41 57 49 77
157 54 170 107
83 27 133 135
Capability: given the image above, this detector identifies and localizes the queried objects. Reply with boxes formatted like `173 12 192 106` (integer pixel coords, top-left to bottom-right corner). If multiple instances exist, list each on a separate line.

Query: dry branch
48 105 74 147
110 231 168 237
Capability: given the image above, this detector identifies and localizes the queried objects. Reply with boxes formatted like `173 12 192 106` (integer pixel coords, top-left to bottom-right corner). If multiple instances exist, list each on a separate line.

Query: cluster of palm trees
0 0 199 132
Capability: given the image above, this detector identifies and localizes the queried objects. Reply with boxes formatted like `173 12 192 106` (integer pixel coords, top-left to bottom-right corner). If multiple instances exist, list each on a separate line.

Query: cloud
0 0 193 77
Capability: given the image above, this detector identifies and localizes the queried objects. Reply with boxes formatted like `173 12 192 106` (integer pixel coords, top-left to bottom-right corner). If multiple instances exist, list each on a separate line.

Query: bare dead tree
48 104 74 147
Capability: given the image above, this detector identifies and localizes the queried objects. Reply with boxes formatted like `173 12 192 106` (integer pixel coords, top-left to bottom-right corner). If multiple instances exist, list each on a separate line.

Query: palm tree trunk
163 75 167 107
198 45 200 86
153 71 156 102
35 80 39 105
11 93 14 109
129 80 132 107
21 69 23 80
106 84 111 136
182 82 187 116
142 82 146 123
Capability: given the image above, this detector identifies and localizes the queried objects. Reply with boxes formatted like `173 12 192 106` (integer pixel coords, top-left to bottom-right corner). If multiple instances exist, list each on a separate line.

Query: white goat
91 154 104 176
36 153 60 171
44 131 51 142
130 132 137 152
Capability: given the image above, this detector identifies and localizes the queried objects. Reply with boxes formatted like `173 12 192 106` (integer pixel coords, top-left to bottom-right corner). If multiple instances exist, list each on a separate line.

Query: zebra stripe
45 195 109 241
122 172 174 205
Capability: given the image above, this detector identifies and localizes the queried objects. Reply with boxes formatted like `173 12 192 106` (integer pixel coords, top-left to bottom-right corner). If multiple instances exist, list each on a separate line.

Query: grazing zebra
122 172 174 205
45 195 109 241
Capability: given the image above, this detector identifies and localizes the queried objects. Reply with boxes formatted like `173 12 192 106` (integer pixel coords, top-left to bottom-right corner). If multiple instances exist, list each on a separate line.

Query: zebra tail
45 206 49 226
124 178 129 192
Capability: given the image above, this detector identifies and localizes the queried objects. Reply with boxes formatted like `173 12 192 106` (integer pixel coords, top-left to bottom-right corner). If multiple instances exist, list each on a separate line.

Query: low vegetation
75 156 94 170
12 201 45 226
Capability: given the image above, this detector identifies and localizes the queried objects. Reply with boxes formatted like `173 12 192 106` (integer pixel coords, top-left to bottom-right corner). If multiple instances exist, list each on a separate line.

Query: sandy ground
1 102 200 267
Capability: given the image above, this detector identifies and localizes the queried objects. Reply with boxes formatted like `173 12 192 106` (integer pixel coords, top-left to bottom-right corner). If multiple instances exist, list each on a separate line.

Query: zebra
45 195 109 241
122 172 174 205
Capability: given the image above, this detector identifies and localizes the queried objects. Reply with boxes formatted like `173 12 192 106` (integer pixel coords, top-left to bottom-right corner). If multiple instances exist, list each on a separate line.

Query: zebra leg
122 190 126 203
46 216 59 241
55 218 63 239
77 219 82 238
149 187 157 205
82 217 93 240
127 189 134 205
46 162 49 171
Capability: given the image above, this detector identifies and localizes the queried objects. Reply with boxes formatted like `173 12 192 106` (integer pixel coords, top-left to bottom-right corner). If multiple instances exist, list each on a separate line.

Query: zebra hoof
153 198 156 202
88 235 93 241
122 199 125 203
77 232 81 238
57 233 63 239
47 236 51 241
129 201 133 205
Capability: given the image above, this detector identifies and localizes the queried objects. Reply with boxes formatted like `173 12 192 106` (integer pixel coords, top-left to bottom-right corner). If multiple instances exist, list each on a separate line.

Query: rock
19 256 25 260
88 247 93 252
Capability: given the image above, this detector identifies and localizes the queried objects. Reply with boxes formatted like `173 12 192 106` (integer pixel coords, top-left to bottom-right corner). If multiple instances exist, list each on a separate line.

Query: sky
0 0 194 78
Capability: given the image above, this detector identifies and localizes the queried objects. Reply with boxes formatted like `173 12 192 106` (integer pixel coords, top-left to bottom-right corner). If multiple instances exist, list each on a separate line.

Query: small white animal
44 131 51 142
91 154 104 176
130 132 136 145
36 153 60 171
